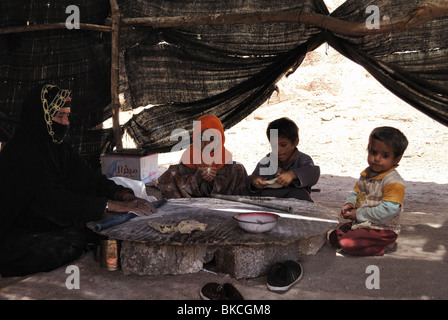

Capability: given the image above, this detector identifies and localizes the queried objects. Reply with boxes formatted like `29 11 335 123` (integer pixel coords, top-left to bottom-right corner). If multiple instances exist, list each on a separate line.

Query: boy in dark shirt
247 117 320 201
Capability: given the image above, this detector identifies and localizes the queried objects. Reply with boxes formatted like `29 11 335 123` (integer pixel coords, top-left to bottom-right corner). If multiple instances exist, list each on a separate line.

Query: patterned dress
158 162 248 198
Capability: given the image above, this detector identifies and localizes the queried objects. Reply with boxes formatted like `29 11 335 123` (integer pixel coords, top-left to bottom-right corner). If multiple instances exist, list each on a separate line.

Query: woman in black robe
0 84 156 277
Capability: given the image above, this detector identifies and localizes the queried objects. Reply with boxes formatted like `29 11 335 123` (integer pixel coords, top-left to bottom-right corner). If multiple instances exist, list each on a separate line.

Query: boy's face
271 137 299 164
367 139 402 173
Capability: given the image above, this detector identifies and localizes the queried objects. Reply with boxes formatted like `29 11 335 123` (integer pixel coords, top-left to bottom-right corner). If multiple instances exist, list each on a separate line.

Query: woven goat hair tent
1 0 447 167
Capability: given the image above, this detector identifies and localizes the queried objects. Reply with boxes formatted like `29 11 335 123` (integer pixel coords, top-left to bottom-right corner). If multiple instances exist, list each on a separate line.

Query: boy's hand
275 171 296 187
341 203 356 220
251 176 267 189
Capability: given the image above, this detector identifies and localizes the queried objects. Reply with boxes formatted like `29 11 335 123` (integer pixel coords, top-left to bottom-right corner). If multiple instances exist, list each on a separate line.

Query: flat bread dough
147 221 177 234
148 220 207 234
264 178 283 189
177 220 207 234
351 221 372 230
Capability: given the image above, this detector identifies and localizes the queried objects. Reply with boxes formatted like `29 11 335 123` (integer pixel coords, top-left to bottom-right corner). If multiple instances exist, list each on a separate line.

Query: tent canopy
1 0 447 167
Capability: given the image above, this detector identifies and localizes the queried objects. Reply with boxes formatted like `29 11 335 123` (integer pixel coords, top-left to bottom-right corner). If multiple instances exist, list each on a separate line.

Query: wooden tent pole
115 2 448 36
0 23 111 34
1 1 446 37
1 2 446 37
109 0 123 151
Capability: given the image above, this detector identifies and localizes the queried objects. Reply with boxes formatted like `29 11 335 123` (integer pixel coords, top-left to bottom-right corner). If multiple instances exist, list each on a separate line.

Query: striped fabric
353 166 405 233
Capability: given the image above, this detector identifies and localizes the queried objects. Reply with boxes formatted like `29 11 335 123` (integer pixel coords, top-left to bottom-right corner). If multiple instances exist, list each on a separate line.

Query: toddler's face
367 139 401 173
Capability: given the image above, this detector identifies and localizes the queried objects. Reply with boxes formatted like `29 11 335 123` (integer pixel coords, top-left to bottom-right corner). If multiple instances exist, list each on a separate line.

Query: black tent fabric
0 0 447 167
121 0 328 152
0 0 112 165
328 0 448 128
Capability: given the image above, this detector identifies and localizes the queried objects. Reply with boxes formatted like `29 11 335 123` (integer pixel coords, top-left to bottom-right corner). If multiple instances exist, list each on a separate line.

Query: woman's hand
108 198 157 216
114 189 136 201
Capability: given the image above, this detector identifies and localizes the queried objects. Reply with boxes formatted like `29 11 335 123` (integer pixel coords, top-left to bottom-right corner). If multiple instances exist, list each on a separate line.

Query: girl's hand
199 166 217 182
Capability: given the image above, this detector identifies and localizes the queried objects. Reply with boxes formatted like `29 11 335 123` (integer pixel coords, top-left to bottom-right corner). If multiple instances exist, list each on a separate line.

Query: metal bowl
233 212 280 233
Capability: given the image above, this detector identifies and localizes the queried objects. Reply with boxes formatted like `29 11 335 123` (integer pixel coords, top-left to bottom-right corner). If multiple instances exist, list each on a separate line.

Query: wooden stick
116 2 448 36
2 1 446 36
109 0 123 151
211 193 293 213
0 23 111 34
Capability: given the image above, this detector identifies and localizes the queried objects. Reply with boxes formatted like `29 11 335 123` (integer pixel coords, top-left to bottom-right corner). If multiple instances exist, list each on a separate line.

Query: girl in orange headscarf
181 114 233 173
159 114 247 198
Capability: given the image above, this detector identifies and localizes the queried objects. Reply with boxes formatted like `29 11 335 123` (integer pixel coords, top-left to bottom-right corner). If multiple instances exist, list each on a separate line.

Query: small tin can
100 239 121 271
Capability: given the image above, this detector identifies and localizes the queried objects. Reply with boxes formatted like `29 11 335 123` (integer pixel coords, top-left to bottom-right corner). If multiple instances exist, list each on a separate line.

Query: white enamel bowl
233 212 280 233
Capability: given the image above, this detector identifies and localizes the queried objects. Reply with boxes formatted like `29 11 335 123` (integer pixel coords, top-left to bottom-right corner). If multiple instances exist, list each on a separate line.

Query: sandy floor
1 0 447 301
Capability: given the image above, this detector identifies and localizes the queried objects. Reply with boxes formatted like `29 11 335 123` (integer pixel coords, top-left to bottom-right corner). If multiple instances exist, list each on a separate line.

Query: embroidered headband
41 84 72 144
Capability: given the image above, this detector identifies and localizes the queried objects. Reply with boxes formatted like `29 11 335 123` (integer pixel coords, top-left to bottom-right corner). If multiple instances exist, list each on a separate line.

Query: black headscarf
20 84 71 143
14 84 72 173
0 85 78 236
1 85 127 238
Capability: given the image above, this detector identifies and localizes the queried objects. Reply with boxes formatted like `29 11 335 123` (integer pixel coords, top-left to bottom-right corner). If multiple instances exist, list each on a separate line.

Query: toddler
328 126 409 256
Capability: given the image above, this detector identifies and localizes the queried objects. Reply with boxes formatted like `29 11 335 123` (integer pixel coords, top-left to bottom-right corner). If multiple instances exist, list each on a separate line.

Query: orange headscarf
181 114 232 171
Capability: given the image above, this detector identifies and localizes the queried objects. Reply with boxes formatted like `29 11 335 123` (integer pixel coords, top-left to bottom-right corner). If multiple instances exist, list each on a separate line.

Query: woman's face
52 107 71 125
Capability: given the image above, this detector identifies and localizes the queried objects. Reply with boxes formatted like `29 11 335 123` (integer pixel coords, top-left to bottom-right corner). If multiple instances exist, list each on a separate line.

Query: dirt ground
1 0 447 301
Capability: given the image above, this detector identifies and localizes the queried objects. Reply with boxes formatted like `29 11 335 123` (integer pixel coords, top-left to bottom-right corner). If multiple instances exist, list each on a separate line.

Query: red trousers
335 222 398 256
